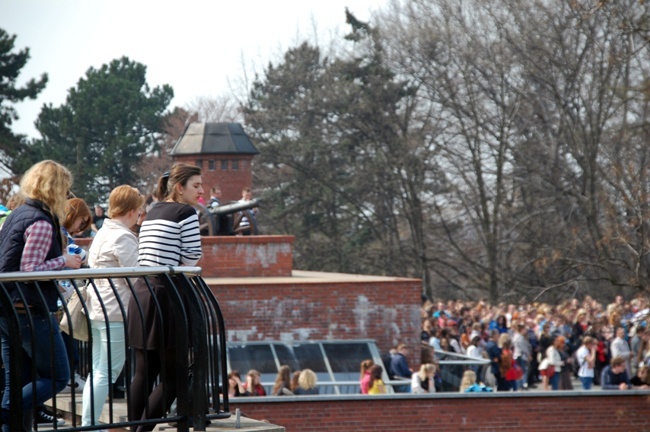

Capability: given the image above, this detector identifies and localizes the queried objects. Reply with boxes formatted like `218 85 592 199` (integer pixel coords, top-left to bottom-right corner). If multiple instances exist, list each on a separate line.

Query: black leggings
129 348 177 432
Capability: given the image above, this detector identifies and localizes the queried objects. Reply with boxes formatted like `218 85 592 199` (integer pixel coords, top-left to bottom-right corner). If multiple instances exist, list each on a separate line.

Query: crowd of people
223 367 321 398
416 296 650 392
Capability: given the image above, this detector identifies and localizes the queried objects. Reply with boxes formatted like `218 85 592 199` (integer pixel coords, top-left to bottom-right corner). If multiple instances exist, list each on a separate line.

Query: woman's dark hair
368 364 383 387
155 163 202 202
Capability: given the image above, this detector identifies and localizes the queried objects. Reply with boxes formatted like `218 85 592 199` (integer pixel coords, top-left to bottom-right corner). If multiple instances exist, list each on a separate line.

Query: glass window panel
232 160 239 170
273 344 300 371
323 343 372 373
208 160 216 171
227 345 276 375
221 160 228 170
293 344 327 372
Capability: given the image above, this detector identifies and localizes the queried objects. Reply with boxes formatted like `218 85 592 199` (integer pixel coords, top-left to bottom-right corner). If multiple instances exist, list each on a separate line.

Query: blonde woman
411 363 436 394
0 160 81 430
82 185 144 427
294 369 319 395
459 370 477 392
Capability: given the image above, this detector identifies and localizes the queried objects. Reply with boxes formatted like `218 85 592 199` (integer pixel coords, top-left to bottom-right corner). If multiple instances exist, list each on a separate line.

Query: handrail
0 266 202 282
0 266 227 432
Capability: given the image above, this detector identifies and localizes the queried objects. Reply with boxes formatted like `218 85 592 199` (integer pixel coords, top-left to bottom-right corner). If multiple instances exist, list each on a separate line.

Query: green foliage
28 56 173 203
0 28 47 175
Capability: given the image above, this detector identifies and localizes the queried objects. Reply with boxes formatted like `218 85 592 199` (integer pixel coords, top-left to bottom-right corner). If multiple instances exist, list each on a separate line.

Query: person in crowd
290 371 301 393
127 163 203 431
571 309 590 351
466 335 483 375
576 336 597 390
33 196 92 427
447 323 463 353
62 197 92 248
631 363 649 389
428 327 442 351
527 319 541 389
601 356 632 390
421 318 434 342
390 343 413 393
226 371 246 397
512 323 532 390
546 336 567 391
559 335 574 390
610 326 633 375
208 186 222 209
459 369 477 392
0 195 18 227
294 369 319 395
82 185 144 428
494 314 508 334
272 365 294 396
499 335 517 391
485 329 503 390
0 160 82 432
59 197 92 388
367 365 387 395
411 363 436 394
243 369 266 396
234 187 258 235
90 204 107 237
359 359 374 394
630 325 645 375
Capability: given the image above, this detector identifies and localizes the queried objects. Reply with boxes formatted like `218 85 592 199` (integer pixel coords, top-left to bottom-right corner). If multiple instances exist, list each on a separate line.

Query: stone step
46 394 284 432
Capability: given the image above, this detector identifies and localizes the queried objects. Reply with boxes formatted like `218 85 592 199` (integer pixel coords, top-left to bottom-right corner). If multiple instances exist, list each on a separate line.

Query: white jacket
87 218 138 322
546 346 563 372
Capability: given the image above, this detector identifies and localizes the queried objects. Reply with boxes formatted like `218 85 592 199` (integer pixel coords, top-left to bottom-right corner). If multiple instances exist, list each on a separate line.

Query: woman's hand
64 254 82 269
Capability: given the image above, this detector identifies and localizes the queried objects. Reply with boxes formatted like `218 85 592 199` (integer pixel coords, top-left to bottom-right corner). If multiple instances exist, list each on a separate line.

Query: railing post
0 283 25 432
181 274 209 431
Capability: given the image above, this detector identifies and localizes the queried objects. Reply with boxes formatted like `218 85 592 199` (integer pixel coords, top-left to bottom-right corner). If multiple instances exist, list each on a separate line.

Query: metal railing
0 266 230 432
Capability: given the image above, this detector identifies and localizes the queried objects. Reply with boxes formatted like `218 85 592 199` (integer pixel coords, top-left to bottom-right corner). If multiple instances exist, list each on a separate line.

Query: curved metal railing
0 266 229 432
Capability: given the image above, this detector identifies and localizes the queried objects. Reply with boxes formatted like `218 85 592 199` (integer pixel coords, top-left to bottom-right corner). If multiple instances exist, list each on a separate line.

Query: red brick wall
199 235 294 277
229 394 650 432
173 154 255 202
78 235 294 278
208 276 422 362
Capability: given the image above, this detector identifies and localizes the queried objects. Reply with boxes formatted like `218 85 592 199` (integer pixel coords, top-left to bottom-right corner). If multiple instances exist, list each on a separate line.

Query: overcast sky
1 0 386 140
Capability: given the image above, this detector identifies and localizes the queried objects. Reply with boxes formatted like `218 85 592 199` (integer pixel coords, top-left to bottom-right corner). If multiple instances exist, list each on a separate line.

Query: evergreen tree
0 28 47 175
26 56 173 203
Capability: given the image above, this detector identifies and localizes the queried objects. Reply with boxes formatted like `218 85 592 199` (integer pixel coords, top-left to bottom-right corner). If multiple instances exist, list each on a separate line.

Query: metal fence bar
0 266 229 432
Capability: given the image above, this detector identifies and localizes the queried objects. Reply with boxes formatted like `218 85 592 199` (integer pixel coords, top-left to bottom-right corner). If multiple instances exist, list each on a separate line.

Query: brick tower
170 122 259 202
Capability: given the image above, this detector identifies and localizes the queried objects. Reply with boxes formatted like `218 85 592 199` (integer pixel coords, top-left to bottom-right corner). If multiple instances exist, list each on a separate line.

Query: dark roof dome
170 122 259 156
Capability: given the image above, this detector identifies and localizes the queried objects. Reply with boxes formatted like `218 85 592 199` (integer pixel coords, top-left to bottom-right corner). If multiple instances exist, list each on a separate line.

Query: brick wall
78 235 295 278
173 154 255 202
199 235 294 277
208 275 422 362
229 393 650 432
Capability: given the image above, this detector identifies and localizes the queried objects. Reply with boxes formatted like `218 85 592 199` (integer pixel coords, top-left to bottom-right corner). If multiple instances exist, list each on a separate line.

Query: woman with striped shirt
128 163 203 431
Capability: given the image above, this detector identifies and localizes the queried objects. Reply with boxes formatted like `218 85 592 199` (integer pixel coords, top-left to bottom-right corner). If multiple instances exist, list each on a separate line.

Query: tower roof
170 122 259 156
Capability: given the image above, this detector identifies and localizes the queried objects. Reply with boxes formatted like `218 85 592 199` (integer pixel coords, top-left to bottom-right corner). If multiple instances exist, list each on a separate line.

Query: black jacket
0 199 63 312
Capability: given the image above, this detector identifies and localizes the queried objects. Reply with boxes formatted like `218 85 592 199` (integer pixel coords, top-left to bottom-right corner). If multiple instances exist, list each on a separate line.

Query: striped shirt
138 202 201 267
21 220 66 272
